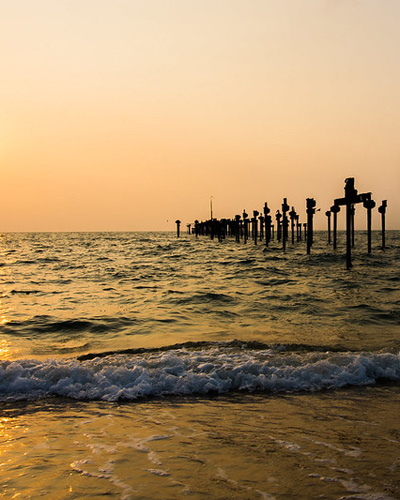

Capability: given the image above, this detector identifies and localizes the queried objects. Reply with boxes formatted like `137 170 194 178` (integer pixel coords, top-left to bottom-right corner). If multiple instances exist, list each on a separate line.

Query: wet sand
1 385 399 499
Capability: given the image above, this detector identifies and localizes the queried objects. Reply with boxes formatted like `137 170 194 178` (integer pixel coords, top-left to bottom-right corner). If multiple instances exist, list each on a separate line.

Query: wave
0 342 398 402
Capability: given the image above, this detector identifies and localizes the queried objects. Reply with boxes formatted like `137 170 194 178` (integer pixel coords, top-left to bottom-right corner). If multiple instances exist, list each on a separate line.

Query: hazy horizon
2 0 399 232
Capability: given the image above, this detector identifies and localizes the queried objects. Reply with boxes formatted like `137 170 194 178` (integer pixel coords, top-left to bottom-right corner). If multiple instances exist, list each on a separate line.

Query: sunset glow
1 0 399 231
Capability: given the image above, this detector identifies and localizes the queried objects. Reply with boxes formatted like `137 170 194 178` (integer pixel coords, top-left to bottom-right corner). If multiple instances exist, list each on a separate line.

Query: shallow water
1 388 399 499
0 231 399 499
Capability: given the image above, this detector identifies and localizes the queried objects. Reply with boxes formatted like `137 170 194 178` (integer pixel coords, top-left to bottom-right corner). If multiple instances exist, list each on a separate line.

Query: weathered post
363 194 376 254
252 210 259 245
276 211 282 243
303 223 307 240
306 199 316 254
296 215 301 241
330 205 340 250
243 210 249 244
289 207 297 245
175 220 181 238
235 215 241 243
264 203 271 247
282 199 289 251
334 177 368 269
258 214 264 241
325 210 331 244
378 200 387 250
187 224 191 235
345 179 357 268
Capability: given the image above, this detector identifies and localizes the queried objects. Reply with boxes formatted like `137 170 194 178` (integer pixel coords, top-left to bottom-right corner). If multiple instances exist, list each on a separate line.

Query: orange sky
1 0 399 231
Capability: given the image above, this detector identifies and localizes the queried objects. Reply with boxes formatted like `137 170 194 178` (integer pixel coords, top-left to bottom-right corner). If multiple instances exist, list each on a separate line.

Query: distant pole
210 196 214 220
276 211 282 242
297 216 301 241
289 207 297 245
258 214 264 241
378 200 387 250
175 220 181 238
282 198 289 251
252 210 259 245
243 210 248 244
306 198 316 255
235 215 241 243
363 195 376 254
331 205 340 250
264 202 271 247
325 210 331 244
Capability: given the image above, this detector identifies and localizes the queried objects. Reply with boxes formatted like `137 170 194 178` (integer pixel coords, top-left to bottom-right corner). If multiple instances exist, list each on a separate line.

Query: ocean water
0 231 399 499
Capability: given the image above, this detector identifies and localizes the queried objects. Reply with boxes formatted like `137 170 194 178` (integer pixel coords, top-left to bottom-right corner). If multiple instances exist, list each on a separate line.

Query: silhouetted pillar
289 207 297 245
282 199 289 251
306 198 316 255
333 177 373 269
259 214 264 241
363 195 376 254
175 220 181 238
378 200 387 250
264 203 271 247
235 215 241 243
344 178 358 269
325 211 331 244
330 205 340 250
276 211 282 242
243 210 249 244
252 210 259 245
303 223 307 240
296 216 301 241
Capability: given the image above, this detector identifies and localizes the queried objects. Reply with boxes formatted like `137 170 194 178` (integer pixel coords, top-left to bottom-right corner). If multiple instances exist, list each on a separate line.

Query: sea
0 230 399 500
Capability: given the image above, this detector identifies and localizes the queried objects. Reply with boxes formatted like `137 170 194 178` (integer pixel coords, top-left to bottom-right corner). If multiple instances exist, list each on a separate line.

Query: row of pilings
176 178 388 269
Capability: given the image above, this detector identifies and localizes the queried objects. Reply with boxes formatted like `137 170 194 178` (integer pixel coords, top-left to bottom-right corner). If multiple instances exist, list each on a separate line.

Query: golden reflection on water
0 339 12 360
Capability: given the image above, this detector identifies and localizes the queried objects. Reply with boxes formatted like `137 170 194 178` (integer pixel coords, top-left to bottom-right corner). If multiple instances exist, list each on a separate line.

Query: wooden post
363 195 376 254
235 215 241 243
282 198 289 251
252 210 259 245
264 203 271 247
175 220 181 238
378 200 387 250
276 211 282 243
258 214 264 241
306 198 316 255
243 210 249 244
334 178 371 269
330 205 340 250
325 210 331 244
289 207 297 245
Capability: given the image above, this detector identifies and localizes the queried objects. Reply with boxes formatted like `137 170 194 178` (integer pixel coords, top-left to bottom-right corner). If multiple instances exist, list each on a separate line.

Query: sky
1 0 399 231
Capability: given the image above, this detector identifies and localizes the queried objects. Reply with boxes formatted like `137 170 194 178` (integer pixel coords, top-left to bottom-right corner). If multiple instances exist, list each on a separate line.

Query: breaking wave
0 342 399 402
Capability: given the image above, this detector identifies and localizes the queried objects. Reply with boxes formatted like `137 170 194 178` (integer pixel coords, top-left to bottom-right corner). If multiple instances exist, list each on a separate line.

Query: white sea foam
0 348 399 402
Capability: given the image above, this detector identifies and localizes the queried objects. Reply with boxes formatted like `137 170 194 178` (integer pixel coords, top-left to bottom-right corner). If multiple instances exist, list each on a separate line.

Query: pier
182 178 388 269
